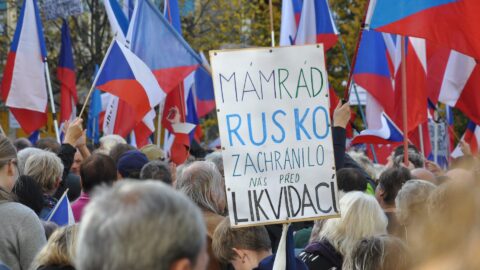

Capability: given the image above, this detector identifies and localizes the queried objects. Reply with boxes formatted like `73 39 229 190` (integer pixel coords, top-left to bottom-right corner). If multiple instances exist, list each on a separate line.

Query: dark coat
37 265 75 270
298 240 343 270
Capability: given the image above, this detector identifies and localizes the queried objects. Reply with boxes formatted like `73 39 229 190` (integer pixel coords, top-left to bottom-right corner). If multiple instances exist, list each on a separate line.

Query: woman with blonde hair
31 225 79 270
298 191 387 270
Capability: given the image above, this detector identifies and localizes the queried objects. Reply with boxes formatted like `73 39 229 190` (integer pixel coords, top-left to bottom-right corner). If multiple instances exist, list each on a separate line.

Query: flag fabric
122 0 134 20
194 65 215 118
1 0 48 134
366 0 480 60
87 66 102 144
295 0 338 50
352 112 404 145
427 45 480 125
127 0 201 93
164 0 182 34
58 19 78 124
451 121 480 158
47 190 74 226
279 0 303 46
104 0 129 41
95 40 166 123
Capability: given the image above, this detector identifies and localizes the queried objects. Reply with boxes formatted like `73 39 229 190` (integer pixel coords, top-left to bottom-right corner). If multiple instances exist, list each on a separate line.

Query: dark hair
80 153 117 194
337 168 367 193
140 160 172 185
378 167 411 205
393 144 420 158
109 143 135 164
36 138 61 154
13 138 32 151
13 175 44 214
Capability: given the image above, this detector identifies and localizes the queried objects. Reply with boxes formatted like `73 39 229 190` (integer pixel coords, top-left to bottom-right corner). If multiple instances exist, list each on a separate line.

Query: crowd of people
1 103 480 270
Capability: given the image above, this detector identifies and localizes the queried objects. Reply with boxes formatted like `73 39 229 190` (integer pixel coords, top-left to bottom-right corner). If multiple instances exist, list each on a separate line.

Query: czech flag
127 0 201 94
451 121 480 158
280 0 303 46
47 190 74 226
295 0 338 50
58 19 78 123
352 113 404 145
366 0 480 60
1 0 48 134
95 40 166 124
103 0 129 42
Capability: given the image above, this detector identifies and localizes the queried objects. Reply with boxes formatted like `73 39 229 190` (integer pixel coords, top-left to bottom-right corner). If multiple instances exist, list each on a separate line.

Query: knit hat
117 150 149 179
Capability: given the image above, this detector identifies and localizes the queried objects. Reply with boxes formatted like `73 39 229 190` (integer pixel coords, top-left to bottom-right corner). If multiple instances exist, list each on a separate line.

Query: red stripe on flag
153 65 198 94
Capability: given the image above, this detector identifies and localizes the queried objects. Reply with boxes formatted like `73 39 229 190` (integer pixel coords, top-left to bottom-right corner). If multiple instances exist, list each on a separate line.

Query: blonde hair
319 192 387 267
32 224 79 269
24 151 63 193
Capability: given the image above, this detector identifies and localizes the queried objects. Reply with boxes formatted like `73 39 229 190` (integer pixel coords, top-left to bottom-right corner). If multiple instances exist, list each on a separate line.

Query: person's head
109 143 136 164
347 235 410 270
0 135 18 198
140 144 165 161
319 192 387 262
36 137 61 154
76 180 208 270
411 168 437 185
116 150 149 179
395 180 436 227
205 152 224 178
347 151 376 179
70 150 84 176
140 160 172 185
17 147 44 175
212 218 271 270
375 167 411 209
176 161 226 215
12 175 44 214
80 153 117 194
393 144 421 158
337 168 367 197
99 135 127 153
13 138 32 151
24 151 64 195
446 168 475 183
32 224 79 269
393 151 424 169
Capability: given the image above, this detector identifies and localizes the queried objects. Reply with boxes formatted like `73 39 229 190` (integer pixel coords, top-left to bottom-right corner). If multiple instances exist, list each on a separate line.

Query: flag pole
156 101 165 147
418 124 425 157
44 61 61 143
269 0 275 47
78 39 116 119
400 36 409 166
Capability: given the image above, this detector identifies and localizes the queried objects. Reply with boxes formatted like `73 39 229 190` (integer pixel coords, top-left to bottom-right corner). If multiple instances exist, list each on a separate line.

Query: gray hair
176 161 226 215
17 147 45 175
140 160 172 185
205 152 224 177
76 180 206 270
396 180 436 226
319 192 387 266
24 151 63 193
99 135 126 153
393 151 424 168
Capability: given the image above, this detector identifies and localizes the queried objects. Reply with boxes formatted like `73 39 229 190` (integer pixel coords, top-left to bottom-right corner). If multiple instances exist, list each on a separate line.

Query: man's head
140 160 172 185
35 138 61 154
337 168 368 196
176 161 226 215
375 167 411 209
80 153 117 194
116 150 149 179
76 180 208 270
70 150 83 176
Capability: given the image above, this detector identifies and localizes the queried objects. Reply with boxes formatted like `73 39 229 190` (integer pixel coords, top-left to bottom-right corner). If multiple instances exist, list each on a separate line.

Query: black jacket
298 240 343 270
53 144 76 200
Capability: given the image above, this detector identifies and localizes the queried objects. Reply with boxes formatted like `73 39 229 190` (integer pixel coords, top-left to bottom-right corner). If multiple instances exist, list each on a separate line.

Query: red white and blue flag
366 0 480 60
58 19 78 123
47 190 74 226
95 40 166 124
451 121 480 158
280 0 303 46
295 0 338 50
1 0 48 134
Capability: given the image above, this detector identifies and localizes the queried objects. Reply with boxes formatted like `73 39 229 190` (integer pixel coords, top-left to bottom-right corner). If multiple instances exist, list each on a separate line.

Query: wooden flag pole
44 61 61 143
401 36 409 166
269 0 275 47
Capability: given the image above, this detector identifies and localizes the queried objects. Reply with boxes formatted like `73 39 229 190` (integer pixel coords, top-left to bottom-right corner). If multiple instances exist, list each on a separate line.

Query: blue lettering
294 108 311 140
226 114 245 146
271 110 286 143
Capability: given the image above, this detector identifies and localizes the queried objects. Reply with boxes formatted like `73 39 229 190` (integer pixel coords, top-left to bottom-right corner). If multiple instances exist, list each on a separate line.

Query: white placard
210 45 340 227
42 0 84 20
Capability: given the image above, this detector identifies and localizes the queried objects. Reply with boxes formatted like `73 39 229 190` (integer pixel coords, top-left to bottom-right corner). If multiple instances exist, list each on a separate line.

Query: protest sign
42 0 84 20
210 45 340 227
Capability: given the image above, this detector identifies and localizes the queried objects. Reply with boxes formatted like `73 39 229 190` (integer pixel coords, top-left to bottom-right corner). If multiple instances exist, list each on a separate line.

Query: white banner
210 45 339 227
42 0 84 20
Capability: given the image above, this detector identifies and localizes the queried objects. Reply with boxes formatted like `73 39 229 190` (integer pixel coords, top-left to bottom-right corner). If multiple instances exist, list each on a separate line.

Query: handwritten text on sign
211 45 340 227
